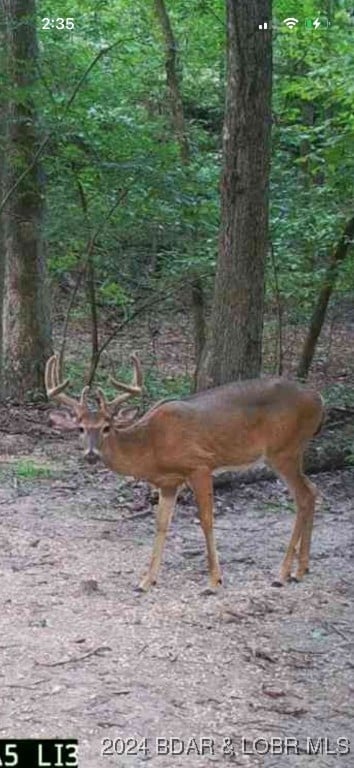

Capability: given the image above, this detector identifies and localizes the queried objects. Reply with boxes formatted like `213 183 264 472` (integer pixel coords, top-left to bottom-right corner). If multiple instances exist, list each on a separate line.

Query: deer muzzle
84 448 101 464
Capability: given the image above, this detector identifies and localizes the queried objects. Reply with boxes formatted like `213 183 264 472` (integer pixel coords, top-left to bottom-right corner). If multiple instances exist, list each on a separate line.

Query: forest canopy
32 1 354 301
1 0 354 397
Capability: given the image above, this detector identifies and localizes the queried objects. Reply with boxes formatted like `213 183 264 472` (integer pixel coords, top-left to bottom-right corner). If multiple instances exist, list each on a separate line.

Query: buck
45 353 324 591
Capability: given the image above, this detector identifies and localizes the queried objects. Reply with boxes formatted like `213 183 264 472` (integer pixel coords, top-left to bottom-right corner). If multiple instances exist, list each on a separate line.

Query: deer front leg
189 470 222 589
138 486 177 592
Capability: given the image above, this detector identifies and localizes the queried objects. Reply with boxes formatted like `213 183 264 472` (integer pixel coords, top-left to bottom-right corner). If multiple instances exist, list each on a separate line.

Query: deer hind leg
268 453 318 585
294 476 319 579
138 486 177 592
189 470 222 588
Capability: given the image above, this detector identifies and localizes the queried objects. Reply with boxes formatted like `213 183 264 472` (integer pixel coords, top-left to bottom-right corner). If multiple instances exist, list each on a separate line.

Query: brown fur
46 355 324 591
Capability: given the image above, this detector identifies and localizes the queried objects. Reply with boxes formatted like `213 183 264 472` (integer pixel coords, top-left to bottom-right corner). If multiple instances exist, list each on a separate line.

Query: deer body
45 354 324 592
101 380 322 481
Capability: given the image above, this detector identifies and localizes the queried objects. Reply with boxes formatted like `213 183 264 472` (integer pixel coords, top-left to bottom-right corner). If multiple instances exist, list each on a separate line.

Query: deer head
45 353 143 464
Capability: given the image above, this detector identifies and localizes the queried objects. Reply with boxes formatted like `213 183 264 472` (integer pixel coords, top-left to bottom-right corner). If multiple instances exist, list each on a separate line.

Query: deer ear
49 410 79 431
113 406 139 427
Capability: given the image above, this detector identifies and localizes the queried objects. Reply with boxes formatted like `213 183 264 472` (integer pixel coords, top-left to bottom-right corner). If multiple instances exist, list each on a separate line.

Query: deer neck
102 422 151 478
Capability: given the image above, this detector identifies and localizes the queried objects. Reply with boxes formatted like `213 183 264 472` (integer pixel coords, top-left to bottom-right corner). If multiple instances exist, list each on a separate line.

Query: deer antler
96 353 143 413
45 355 88 414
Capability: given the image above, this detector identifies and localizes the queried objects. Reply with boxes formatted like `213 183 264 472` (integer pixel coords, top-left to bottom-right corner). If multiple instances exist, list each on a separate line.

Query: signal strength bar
258 21 269 29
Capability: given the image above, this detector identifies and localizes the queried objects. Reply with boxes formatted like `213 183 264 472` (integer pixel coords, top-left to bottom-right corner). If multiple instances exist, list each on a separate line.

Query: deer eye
102 424 110 435
78 426 85 434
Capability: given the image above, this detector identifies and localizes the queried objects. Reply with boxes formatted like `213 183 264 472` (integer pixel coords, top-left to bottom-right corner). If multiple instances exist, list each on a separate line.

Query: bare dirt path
0 421 353 768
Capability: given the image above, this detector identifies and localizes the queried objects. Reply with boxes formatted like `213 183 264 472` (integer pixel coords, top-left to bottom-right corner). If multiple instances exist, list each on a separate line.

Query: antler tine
45 354 84 413
44 355 66 397
96 386 110 414
107 353 144 410
80 385 90 408
130 352 143 388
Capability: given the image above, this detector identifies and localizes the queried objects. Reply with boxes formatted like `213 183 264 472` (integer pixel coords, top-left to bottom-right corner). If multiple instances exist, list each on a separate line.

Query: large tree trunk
0 7 7 380
1 0 52 401
197 0 272 389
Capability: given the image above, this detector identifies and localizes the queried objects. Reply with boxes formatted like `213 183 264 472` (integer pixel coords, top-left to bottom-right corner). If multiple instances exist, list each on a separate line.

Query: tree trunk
153 0 189 164
297 215 354 380
0 7 7 380
1 0 52 401
190 276 206 386
154 0 207 380
197 0 272 389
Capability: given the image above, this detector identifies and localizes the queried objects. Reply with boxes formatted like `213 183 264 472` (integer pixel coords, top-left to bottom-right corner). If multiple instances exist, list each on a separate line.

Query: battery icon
305 17 330 28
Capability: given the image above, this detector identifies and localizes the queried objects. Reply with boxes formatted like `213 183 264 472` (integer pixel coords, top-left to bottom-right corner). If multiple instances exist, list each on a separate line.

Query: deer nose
84 449 100 465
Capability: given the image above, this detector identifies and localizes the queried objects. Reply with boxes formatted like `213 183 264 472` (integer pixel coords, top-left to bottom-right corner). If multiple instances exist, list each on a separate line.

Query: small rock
80 579 100 595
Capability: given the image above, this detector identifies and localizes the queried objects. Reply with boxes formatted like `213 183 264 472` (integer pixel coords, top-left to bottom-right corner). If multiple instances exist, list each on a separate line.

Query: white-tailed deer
45 354 324 591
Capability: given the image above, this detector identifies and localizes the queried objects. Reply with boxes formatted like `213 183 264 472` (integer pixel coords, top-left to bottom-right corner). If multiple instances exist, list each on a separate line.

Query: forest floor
0 407 353 768
0 313 354 768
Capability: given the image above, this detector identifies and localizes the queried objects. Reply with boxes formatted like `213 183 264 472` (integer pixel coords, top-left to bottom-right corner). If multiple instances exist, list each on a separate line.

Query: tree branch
58 172 136 376
297 215 354 380
270 240 284 375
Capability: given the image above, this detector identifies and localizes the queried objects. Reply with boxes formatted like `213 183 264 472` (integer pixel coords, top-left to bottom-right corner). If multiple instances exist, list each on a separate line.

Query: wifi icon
283 17 299 28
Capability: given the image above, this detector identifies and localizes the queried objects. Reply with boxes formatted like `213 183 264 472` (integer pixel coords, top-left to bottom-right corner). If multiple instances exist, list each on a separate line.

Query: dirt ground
0 408 353 768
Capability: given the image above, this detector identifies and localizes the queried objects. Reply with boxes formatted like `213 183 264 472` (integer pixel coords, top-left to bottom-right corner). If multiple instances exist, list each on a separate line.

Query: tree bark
190 276 206 386
153 0 189 163
86 258 99 387
1 0 52 401
297 215 354 380
197 0 272 389
0 6 7 380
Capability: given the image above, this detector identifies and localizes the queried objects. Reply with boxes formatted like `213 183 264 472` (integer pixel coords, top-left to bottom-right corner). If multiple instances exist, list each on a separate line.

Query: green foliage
322 381 354 407
271 0 354 313
143 368 192 401
59 354 191 402
35 0 222 304
11 459 55 479
6 0 353 345
61 357 94 391
98 281 130 308
100 362 191 402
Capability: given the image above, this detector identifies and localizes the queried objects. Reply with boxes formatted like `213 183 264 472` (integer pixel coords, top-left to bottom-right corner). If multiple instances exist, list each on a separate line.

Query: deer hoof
201 586 219 596
136 576 156 593
134 585 147 595
271 578 285 588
